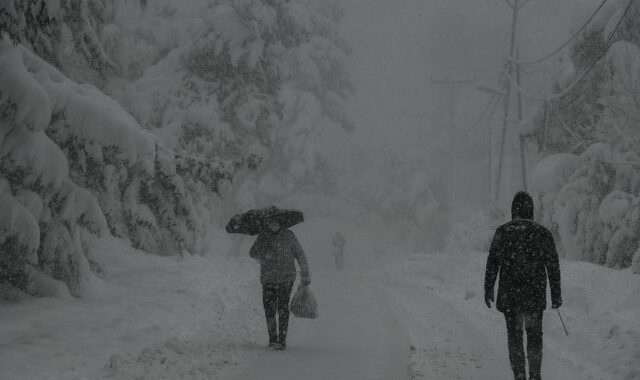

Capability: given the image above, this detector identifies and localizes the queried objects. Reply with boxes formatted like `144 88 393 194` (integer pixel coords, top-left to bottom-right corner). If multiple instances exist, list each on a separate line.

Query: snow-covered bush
549 144 613 264
599 190 640 268
530 152 582 228
0 40 207 296
527 0 640 272
531 143 640 270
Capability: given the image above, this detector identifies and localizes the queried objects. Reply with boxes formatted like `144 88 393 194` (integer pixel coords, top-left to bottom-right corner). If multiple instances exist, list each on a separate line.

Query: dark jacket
250 229 310 285
484 192 561 313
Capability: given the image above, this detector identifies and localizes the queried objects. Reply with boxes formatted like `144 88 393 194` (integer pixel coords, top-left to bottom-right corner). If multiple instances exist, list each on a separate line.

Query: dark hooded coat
484 192 562 313
250 229 310 285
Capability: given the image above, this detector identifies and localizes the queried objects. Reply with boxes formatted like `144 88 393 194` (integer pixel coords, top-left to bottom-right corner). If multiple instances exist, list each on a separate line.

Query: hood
511 191 534 220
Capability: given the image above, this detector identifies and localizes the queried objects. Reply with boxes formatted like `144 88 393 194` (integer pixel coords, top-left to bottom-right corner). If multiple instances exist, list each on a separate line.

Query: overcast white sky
336 0 602 212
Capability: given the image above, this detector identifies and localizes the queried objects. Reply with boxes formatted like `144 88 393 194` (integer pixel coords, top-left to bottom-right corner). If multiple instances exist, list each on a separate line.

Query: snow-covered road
228 275 409 380
1 229 634 379
379 253 626 380
225 267 590 380
380 271 583 379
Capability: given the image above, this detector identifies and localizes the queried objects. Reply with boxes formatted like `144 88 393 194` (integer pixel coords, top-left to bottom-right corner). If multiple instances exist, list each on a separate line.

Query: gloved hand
301 278 311 287
552 295 562 309
484 291 494 308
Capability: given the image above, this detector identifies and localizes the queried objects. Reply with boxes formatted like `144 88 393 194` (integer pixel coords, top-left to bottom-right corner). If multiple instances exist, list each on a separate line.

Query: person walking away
331 232 346 271
484 191 562 380
250 219 311 350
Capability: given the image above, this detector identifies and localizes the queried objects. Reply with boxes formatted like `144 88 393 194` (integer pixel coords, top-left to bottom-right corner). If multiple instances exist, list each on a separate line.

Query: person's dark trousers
262 282 294 346
504 311 544 380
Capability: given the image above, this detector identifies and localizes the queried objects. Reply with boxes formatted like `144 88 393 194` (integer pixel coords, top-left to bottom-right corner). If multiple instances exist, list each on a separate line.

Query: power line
547 100 585 143
505 0 635 157
545 0 635 100
470 89 502 143
462 94 500 133
462 64 509 134
511 0 612 65
605 0 635 45
505 0 635 103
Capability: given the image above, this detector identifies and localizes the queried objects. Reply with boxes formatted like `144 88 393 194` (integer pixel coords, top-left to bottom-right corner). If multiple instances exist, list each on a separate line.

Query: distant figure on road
250 219 310 350
331 232 346 271
484 191 562 380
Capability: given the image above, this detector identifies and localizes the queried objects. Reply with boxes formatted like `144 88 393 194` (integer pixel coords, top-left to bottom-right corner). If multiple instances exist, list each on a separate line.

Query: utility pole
515 48 528 191
495 0 528 203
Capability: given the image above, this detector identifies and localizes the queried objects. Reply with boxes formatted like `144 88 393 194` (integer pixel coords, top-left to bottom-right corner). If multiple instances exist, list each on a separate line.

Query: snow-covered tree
531 144 640 269
109 0 352 205
1 0 354 297
0 0 152 83
526 0 640 271
0 41 109 295
0 2 231 295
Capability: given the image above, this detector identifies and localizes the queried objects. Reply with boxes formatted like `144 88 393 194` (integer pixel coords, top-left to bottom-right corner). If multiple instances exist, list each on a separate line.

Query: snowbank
531 143 640 269
0 234 263 379
381 251 640 379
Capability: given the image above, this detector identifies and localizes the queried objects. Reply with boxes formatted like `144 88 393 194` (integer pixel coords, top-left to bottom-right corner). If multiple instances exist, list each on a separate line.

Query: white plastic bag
290 285 318 319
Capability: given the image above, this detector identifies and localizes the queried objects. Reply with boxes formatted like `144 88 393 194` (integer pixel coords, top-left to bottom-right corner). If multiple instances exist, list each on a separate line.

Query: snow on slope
0 217 398 379
1 217 637 379
0 233 263 379
380 251 640 379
